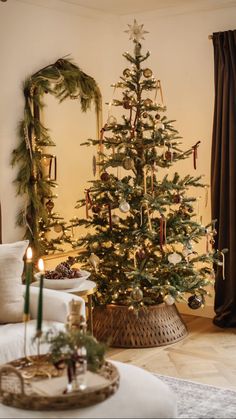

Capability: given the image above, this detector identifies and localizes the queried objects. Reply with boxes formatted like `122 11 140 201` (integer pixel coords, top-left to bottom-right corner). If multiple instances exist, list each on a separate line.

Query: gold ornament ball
123 68 131 78
54 223 63 233
88 253 100 269
131 286 143 302
122 157 134 170
143 68 153 78
144 98 153 107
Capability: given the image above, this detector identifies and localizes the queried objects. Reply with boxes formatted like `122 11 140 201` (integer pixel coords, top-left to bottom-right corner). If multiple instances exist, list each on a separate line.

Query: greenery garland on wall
12 58 102 257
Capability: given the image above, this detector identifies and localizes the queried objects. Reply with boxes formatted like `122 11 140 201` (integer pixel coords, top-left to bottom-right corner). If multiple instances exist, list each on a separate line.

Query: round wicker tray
0 357 119 411
93 303 188 348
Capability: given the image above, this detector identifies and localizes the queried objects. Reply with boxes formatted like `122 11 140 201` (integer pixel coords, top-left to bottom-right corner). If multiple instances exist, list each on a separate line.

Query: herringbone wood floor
107 315 236 390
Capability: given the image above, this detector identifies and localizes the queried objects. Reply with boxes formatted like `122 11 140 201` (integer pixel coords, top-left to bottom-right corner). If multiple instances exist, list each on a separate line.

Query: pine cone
55 262 71 278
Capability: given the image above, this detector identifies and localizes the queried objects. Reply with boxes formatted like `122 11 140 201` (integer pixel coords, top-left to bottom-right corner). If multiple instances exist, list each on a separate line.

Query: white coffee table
0 361 177 418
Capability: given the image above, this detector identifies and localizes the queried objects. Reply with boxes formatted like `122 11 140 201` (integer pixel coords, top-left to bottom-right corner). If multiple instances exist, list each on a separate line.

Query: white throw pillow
0 240 29 323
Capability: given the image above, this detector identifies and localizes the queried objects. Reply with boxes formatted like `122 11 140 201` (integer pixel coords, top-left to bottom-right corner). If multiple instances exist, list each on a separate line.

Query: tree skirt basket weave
93 303 188 348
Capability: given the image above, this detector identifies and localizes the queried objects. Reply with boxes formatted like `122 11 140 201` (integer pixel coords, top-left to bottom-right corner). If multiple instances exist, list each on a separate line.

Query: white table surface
0 361 177 418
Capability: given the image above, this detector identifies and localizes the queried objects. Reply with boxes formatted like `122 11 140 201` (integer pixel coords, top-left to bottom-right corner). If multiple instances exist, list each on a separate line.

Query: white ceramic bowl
34 270 91 290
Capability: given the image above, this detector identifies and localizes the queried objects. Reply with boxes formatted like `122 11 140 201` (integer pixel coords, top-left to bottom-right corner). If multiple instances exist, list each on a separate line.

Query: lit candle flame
26 247 33 261
38 258 44 273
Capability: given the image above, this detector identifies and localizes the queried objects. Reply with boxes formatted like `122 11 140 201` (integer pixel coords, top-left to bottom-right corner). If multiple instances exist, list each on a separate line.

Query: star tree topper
124 19 149 42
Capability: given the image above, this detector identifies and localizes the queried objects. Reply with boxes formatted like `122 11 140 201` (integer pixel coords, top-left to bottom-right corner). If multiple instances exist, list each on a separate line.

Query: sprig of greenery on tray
44 329 106 372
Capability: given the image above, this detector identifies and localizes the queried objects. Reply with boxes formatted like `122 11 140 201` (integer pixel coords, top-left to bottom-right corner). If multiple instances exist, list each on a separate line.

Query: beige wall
0 0 120 243
1 1 236 316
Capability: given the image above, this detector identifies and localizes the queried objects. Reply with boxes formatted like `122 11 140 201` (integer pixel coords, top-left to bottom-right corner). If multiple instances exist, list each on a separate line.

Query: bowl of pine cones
34 259 90 289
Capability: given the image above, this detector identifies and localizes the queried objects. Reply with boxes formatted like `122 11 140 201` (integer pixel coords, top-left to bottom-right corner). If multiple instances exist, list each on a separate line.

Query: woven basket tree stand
93 303 188 348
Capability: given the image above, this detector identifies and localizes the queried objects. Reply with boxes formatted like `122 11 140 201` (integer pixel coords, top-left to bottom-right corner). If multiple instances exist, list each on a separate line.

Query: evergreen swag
72 22 226 310
12 58 101 257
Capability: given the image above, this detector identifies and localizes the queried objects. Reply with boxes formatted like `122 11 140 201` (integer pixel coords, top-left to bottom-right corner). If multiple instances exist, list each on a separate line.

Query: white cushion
0 240 29 324
0 360 177 418
0 320 64 365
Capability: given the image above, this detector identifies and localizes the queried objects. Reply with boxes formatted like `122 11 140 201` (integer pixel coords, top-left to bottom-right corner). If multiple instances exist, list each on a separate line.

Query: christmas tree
73 20 221 313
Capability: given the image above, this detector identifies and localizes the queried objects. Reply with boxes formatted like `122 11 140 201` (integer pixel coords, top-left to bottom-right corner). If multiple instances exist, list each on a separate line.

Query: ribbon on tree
107 203 112 230
160 214 167 250
192 141 201 170
48 155 57 181
143 166 147 194
85 190 93 218
140 201 153 232
154 80 164 106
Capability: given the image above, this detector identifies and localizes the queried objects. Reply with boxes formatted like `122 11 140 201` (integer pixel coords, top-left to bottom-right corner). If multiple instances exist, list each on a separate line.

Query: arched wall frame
11 58 102 257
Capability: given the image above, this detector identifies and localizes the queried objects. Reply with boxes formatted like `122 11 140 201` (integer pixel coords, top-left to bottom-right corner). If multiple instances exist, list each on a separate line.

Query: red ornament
45 199 54 212
135 249 146 260
100 172 110 182
173 194 182 204
165 151 172 161
92 205 101 214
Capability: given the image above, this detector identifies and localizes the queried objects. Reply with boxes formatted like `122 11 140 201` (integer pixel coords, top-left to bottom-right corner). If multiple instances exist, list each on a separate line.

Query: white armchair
0 286 85 365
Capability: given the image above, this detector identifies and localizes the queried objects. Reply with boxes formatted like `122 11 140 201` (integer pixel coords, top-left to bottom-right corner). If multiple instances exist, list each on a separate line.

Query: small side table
64 280 97 334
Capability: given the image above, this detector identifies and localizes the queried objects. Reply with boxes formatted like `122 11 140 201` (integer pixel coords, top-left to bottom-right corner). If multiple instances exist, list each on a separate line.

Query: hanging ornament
144 98 152 107
88 253 100 271
92 155 97 177
143 68 153 78
85 190 93 218
100 172 110 182
107 203 112 229
119 200 130 213
92 204 101 214
122 156 135 170
172 193 182 204
54 223 63 233
135 248 146 261
111 214 120 224
165 145 173 162
164 294 175 306
131 287 143 302
123 68 131 78
168 252 182 265
188 295 203 310
140 201 153 232
192 141 201 170
217 251 226 280
45 199 54 213
123 96 133 109
142 112 148 118
155 113 161 120
159 215 166 249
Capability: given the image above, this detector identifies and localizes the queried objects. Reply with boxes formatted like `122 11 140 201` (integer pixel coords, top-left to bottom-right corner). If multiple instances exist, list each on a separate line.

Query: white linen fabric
0 286 85 364
0 240 28 323
28 286 86 323
0 361 177 418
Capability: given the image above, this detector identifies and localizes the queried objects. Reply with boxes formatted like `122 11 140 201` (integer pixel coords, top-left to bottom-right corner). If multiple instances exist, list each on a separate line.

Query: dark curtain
211 30 236 327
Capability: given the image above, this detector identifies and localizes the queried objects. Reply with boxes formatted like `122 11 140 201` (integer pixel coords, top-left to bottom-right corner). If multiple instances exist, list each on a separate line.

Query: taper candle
23 247 33 322
36 258 44 337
